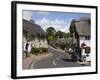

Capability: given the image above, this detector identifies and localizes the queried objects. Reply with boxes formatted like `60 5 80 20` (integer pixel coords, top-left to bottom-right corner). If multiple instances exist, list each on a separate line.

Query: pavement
22 53 53 69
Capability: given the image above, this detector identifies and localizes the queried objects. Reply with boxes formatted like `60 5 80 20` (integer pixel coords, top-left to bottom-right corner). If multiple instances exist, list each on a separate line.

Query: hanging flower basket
81 43 86 49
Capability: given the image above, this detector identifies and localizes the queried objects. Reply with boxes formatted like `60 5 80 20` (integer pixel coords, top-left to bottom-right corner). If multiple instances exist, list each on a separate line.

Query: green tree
56 31 65 38
69 19 76 37
46 27 56 36
69 19 79 48
64 32 71 38
46 27 56 42
48 35 55 41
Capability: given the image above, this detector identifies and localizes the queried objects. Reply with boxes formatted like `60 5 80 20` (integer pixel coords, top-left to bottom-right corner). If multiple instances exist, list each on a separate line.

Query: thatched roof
74 17 90 36
23 19 46 39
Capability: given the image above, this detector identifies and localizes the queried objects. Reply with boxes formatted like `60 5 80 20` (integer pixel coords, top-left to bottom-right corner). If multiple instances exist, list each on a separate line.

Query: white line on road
52 53 61 66
53 60 56 66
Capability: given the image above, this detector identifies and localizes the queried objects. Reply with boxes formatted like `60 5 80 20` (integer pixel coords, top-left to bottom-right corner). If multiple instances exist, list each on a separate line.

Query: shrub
59 42 66 50
42 48 48 52
39 49 43 53
31 48 39 55
31 47 48 55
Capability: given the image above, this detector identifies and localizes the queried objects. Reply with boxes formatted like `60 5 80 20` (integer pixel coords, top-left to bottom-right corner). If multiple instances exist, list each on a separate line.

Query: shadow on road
62 58 72 62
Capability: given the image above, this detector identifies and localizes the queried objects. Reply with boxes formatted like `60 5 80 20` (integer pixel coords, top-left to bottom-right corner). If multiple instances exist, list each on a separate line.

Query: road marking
29 60 37 69
52 53 61 66
53 60 56 66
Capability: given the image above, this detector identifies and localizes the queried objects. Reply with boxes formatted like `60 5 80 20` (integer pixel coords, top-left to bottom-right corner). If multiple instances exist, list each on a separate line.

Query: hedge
31 47 48 55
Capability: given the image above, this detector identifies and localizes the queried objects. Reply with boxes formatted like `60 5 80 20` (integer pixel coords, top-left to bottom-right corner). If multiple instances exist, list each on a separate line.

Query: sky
23 10 90 33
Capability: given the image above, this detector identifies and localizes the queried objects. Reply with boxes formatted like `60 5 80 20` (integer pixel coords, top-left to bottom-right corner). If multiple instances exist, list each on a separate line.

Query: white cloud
35 18 70 33
36 11 49 15
23 11 33 21
35 18 50 31
23 11 49 21
22 11 70 32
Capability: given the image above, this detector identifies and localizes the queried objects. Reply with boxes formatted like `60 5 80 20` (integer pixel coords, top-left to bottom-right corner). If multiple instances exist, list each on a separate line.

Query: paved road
33 46 88 69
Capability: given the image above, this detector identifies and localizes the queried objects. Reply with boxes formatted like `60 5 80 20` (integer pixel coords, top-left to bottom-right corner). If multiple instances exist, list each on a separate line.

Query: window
85 36 90 40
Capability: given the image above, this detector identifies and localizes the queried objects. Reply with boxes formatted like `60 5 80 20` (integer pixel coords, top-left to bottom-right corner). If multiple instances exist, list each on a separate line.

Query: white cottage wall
30 38 48 48
22 36 27 51
44 39 48 48
80 38 91 61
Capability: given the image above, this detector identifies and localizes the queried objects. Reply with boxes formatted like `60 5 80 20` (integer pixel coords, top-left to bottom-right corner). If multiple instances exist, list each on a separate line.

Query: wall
0 0 99 80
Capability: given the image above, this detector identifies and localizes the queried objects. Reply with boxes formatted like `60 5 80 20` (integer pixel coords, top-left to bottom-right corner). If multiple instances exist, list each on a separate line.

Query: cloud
36 11 49 15
23 11 50 21
35 18 70 33
35 18 51 31
23 11 33 20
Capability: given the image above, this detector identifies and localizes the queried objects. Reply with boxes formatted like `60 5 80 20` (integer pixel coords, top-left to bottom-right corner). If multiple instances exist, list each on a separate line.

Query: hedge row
31 47 48 55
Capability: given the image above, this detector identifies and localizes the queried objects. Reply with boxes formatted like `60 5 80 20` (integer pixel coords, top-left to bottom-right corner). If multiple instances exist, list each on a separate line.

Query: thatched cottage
22 19 48 52
70 17 91 61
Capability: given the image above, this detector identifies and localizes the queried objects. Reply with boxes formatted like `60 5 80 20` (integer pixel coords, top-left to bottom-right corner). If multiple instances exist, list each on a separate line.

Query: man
68 48 73 54
25 42 29 57
71 48 78 62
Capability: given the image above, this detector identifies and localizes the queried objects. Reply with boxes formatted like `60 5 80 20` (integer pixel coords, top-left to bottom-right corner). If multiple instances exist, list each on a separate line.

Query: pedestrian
71 47 78 62
68 48 73 54
71 52 78 62
25 42 29 57
65 47 68 53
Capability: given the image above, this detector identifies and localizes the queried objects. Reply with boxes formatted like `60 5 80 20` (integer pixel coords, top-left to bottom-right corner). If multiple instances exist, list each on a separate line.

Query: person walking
25 42 29 57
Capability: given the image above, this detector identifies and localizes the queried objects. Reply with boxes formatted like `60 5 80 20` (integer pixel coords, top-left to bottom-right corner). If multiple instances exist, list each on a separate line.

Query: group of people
65 47 82 62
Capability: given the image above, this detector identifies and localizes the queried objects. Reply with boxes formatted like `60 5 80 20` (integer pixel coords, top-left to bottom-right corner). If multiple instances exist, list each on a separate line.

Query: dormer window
85 36 90 40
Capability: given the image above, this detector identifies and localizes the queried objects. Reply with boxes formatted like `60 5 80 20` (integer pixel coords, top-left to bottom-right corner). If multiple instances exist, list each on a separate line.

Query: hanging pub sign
85 46 91 54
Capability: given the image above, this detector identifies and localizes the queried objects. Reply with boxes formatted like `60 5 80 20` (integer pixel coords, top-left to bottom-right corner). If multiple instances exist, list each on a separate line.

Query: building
70 17 91 61
23 19 48 52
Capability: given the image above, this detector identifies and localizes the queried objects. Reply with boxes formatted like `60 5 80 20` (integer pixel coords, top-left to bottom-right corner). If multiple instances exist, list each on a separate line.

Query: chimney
30 16 35 24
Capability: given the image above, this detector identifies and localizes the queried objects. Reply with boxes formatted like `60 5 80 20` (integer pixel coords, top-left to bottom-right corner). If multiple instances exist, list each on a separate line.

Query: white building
23 19 48 53
74 17 91 61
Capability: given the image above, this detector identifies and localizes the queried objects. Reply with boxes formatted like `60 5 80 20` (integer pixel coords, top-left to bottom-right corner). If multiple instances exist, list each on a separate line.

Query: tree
56 31 65 38
69 19 80 48
69 19 76 37
48 35 55 41
46 27 56 36
64 32 71 38
46 27 56 42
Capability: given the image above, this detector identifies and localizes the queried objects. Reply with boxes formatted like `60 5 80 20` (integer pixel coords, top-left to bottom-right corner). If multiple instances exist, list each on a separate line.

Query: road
33 46 88 69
